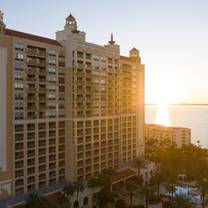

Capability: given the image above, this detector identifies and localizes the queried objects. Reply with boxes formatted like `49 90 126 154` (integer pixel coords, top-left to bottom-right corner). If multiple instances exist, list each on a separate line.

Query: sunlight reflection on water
156 104 170 126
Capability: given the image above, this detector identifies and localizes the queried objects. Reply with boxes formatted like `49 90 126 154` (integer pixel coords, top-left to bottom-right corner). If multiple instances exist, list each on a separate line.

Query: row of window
15 53 65 66
15 43 65 57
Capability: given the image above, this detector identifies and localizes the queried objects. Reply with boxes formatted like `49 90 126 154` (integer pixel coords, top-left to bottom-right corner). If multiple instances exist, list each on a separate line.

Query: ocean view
145 105 208 147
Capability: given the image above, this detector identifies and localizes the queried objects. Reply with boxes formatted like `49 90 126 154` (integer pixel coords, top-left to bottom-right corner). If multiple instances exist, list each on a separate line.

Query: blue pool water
175 185 201 203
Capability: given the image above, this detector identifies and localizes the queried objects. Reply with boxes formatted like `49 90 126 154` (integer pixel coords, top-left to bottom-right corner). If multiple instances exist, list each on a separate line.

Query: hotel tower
0 12 145 204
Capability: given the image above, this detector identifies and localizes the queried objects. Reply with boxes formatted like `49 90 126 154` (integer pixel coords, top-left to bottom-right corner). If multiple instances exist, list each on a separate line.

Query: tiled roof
112 168 137 183
0 182 66 208
5 29 62 46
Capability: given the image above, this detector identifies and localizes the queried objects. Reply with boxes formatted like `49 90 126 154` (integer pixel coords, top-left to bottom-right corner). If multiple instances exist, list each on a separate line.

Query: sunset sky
1 0 208 104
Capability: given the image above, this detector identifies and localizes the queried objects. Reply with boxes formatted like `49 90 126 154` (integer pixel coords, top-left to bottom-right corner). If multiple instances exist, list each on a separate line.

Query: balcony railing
26 48 46 57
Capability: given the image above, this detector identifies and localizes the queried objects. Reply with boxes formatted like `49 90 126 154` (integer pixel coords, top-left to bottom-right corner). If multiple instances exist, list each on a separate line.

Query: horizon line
145 103 208 105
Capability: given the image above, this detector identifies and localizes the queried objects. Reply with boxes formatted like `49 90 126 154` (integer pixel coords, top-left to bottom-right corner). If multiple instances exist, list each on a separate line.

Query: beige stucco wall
0 34 13 198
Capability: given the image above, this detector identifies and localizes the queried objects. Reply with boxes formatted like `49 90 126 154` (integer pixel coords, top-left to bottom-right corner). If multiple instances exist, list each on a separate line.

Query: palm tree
25 192 50 208
115 199 127 208
172 195 193 208
88 176 99 192
150 170 163 198
138 185 156 208
73 181 84 208
198 178 208 208
133 157 146 176
124 180 138 208
88 168 115 208
63 183 74 207
63 181 84 208
164 176 177 205
96 188 115 208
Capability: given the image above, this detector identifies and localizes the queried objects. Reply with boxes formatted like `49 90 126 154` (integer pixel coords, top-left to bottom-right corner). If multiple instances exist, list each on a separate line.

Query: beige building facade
0 12 145 204
56 15 145 182
145 124 191 147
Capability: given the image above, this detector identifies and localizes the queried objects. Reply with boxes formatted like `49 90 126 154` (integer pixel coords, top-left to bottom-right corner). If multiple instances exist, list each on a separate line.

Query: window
15 112 23 120
48 76 56 82
15 102 24 110
15 53 24 61
48 49 56 56
83 197 88 206
48 102 56 109
14 73 24 81
48 112 56 118
15 93 24 100
77 51 83 58
48 59 56 65
93 55 99 61
58 68 65 74
15 83 24 90
48 67 56 73
15 63 24 71
15 43 24 51
86 53 91 60
58 51 65 58
59 62 65 67
48 93 56 100
48 85 56 91
101 56 106 62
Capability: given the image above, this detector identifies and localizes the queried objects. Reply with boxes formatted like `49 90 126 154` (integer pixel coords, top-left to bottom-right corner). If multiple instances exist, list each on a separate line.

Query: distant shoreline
146 103 208 106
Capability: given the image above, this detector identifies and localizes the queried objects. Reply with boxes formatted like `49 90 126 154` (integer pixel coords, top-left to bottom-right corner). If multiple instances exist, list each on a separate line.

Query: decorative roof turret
65 13 78 32
129 47 139 58
129 47 141 63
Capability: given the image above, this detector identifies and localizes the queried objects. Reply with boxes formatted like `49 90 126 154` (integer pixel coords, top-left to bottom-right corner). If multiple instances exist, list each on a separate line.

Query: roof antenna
108 33 115 44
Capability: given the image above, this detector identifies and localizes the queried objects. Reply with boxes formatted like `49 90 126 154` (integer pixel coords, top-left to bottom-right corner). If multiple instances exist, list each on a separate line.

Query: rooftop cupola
0 10 6 34
129 47 141 63
65 14 78 32
129 47 139 58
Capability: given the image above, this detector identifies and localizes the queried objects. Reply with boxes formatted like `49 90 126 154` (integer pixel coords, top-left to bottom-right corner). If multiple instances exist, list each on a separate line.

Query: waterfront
145 105 208 147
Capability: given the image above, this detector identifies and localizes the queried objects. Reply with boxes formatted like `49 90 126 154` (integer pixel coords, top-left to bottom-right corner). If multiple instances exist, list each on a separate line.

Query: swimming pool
165 184 201 203
175 185 201 203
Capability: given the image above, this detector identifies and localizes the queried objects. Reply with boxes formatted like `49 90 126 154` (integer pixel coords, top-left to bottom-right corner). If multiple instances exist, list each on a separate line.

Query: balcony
27 167 35 175
39 165 46 172
27 105 37 111
27 113 37 119
27 77 36 82
39 173 46 181
15 170 24 178
28 176 35 184
27 59 46 67
26 48 46 57
27 96 37 102
26 87 37 93
15 161 24 169
27 67 37 74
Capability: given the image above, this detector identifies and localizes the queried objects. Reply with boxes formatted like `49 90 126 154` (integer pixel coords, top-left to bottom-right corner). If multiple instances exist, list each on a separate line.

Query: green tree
25 192 50 208
63 181 84 208
150 170 163 197
138 185 156 208
164 177 177 205
172 195 193 208
88 169 115 208
115 199 127 208
198 178 208 208
133 157 146 176
124 180 139 208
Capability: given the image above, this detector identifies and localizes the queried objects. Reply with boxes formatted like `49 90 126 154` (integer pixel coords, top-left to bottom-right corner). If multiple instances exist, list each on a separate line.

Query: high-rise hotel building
0 12 145 202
